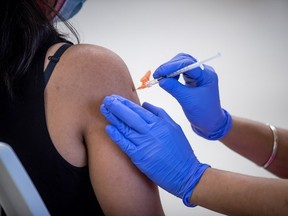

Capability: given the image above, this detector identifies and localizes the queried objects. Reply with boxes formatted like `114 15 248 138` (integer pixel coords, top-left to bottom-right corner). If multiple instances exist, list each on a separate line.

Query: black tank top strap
44 43 72 86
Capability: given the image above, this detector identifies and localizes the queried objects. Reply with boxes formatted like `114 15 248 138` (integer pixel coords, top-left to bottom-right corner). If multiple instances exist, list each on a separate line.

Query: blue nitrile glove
100 95 210 207
153 53 232 140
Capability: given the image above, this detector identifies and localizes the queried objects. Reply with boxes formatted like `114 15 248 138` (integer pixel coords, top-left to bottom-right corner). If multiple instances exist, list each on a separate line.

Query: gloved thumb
143 102 179 127
158 78 189 102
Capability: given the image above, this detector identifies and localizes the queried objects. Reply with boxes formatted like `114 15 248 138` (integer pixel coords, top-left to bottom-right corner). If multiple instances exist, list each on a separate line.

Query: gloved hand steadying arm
100 95 210 207
153 53 232 140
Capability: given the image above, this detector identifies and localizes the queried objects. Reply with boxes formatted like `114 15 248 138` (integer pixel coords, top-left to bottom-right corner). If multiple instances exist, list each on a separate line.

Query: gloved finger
100 104 124 127
159 78 187 96
142 102 179 127
159 78 195 104
108 95 161 125
105 125 137 156
102 96 149 133
103 109 145 146
183 64 216 87
182 67 204 86
153 53 197 79
100 104 134 136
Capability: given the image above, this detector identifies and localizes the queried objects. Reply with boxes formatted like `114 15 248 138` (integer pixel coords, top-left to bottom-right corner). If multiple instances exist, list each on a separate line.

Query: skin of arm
220 116 288 178
191 168 288 216
190 116 288 215
44 43 164 215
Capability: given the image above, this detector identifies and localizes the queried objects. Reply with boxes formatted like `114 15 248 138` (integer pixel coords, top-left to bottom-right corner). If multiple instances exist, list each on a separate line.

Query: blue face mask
57 0 86 20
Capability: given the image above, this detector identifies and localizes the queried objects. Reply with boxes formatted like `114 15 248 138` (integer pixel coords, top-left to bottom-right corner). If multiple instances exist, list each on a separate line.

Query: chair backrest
0 142 50 216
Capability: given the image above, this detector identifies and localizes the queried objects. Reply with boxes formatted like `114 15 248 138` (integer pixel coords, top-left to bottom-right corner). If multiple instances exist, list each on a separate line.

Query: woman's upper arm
67 44 164 215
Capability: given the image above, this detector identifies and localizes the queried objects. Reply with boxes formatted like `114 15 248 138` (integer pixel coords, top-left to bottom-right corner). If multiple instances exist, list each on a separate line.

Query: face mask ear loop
50 0 66 20
37 0 66 20
54 0 66 13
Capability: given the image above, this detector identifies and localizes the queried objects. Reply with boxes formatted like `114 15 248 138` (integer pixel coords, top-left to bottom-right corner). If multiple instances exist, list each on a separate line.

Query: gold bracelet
263 124 278 169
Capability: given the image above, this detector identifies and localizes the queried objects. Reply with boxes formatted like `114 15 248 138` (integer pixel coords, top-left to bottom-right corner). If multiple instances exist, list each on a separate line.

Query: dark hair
0 0 79 99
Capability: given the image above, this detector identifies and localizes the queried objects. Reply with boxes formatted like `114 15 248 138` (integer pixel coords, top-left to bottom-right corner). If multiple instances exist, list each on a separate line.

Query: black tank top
0 43 104 215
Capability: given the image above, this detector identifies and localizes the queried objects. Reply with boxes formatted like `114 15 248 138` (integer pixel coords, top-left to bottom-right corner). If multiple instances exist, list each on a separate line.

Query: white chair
0 142 50 216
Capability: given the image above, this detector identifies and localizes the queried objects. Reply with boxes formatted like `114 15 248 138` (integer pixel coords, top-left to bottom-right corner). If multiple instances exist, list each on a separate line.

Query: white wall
69 1 288 215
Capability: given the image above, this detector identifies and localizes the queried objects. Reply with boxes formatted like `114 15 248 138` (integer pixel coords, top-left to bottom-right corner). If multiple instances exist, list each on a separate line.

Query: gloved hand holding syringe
136 51 231 140
137 52 221 90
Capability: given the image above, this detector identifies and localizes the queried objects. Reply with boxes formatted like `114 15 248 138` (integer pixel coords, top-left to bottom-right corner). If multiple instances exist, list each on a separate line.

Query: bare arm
220 116 288 178
190 116 288 215
55 44 164 215
191 168 288 216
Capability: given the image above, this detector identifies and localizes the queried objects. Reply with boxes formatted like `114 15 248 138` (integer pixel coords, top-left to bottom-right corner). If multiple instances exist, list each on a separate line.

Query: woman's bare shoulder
59 43 137 101
49 43 139 132
44 43 139 165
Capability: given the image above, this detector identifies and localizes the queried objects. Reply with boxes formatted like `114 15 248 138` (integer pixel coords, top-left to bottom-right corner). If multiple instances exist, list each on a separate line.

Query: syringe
144 52 221 88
